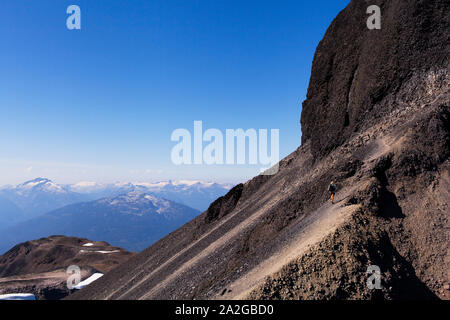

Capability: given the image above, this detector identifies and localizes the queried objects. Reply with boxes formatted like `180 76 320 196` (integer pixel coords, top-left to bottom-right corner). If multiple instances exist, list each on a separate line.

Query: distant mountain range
0 178 87 225
0 178 232 229
0 190 201 254
65 179 233 211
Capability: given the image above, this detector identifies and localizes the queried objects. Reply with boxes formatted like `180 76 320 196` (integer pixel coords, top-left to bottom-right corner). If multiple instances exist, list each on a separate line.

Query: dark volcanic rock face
301 0 449 159
204 184 244 223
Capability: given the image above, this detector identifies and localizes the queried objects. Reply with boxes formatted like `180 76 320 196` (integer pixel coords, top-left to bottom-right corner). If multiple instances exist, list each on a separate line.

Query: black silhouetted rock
301 0 449 159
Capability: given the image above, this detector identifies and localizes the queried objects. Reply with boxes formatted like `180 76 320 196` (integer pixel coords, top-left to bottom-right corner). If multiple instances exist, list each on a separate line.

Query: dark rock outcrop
205 184 244 223
301 0 449 159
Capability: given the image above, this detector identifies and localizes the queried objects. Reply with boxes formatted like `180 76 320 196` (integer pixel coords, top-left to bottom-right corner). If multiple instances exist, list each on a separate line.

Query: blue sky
0 0 349 185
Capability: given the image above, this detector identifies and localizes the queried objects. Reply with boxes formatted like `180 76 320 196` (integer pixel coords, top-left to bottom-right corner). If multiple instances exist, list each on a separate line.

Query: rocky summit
0 236 135 300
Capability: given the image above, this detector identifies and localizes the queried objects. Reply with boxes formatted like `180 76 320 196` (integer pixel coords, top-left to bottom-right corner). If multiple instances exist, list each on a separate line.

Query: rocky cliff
301 0 449 159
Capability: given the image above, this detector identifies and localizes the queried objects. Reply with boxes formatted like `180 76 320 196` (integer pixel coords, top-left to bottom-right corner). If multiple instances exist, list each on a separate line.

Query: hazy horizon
0 175 242 188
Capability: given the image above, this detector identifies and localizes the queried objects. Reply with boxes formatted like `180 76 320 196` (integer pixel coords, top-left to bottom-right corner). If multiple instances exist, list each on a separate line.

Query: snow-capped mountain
68 181 107 193
0 178 89 222
14 177 65 193
0 191 201 254
134 180 233 211
96 190 194 220
65 180 233 211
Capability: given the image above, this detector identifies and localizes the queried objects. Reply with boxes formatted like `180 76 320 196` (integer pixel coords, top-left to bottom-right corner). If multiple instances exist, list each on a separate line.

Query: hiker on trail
328 181 337 204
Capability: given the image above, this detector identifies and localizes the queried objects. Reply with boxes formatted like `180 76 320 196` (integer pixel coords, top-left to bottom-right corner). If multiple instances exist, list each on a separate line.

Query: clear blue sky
0 0 349 185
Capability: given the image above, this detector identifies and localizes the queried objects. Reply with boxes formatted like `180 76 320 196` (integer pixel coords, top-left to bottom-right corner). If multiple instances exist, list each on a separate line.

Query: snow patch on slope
0 293 36 300
73 273 104 290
